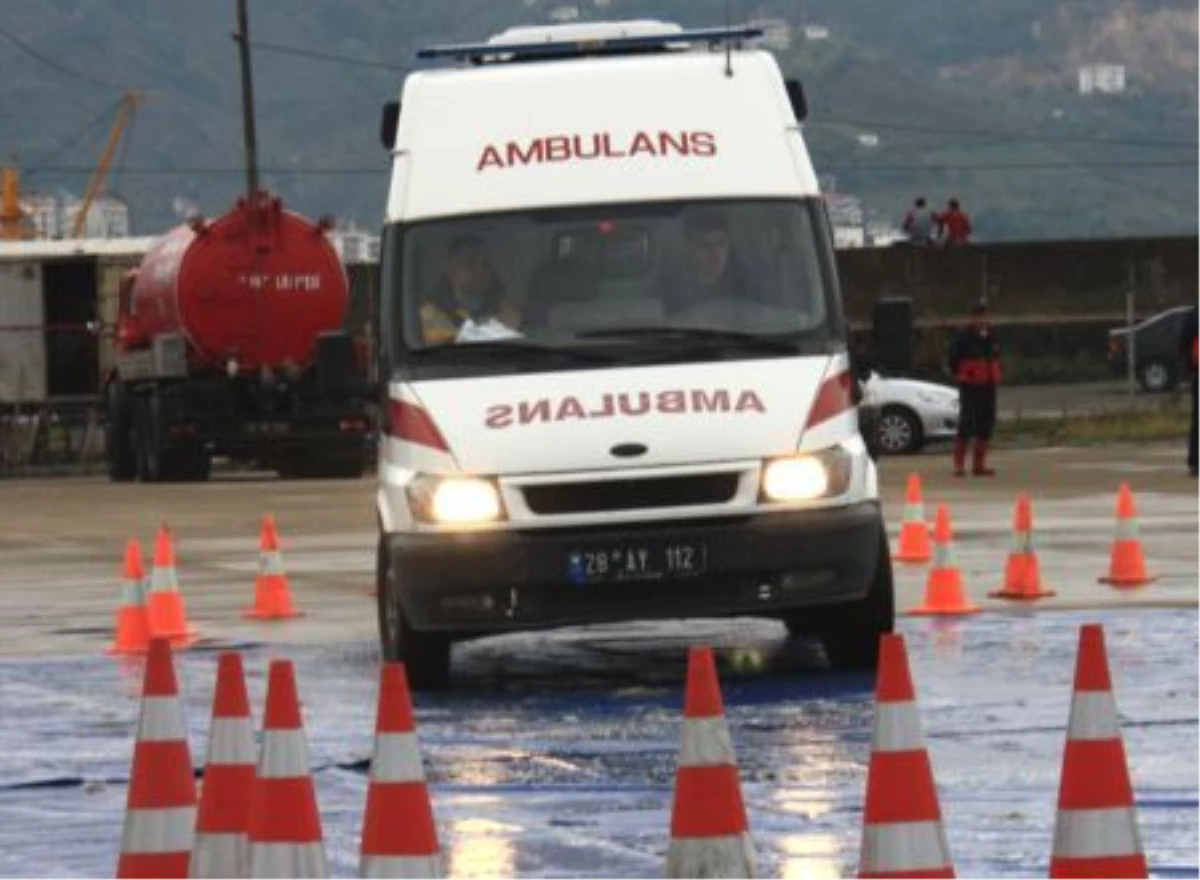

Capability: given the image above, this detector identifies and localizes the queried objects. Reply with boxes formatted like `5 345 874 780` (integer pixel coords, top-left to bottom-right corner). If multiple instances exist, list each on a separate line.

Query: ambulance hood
401 357 839 474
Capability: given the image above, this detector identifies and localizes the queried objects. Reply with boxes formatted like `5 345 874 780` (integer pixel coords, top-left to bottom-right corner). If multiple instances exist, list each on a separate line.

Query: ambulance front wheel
785 523 895 672
376 537 452 691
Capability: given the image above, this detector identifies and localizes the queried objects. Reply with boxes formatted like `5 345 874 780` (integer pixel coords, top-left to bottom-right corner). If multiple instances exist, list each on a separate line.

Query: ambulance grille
522 473 740 515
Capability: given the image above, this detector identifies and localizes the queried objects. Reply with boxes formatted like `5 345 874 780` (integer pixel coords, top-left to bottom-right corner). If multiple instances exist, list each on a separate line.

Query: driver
663 209 750 316
421 234 520 344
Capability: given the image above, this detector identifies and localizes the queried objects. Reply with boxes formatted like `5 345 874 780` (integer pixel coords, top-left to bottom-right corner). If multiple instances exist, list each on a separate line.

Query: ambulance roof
389 48 818 222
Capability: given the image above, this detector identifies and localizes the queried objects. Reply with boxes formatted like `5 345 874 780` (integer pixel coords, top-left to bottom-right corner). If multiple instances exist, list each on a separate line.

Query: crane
0 162 33 240
71 92 142 238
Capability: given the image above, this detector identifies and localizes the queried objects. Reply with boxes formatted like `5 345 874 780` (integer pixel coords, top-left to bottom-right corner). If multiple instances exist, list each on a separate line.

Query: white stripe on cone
361 854 443 879
261 551 285 576
871 704 924 752
1053 807 1143 859
258 730 313 779
122 806 198 853
138 697 188 742
1067 692 1121 741
152 566 179 591
861 821 953 874
191 832 247 879
249 842 327 879
207 717 257 764
678 717 736 767
666 836 757 879
370 733 427 783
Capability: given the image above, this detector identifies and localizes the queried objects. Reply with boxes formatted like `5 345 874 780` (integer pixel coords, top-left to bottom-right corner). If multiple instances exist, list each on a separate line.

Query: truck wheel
817 524 895 672
134 396 165 483
105 383 137 482
376 537 452 691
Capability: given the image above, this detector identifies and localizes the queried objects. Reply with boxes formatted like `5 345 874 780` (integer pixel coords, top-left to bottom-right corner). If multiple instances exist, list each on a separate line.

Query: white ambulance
373 20 894 688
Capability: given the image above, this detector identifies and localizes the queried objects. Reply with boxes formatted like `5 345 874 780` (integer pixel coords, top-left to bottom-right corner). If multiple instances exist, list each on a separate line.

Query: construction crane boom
72 92 141 238
0 163 32 240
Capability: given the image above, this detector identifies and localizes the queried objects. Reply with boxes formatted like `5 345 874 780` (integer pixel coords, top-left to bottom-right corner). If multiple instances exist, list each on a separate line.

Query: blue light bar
416 25 766 62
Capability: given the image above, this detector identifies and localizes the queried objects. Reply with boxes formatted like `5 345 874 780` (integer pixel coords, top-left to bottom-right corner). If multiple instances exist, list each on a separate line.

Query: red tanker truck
104 191 371 481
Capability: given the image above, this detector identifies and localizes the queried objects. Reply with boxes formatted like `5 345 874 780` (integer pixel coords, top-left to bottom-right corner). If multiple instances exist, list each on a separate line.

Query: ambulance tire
816 524 895 672
376 537 452 691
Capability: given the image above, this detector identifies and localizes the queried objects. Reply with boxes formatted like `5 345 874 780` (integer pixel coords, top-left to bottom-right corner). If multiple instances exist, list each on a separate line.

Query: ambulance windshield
384 198 844 373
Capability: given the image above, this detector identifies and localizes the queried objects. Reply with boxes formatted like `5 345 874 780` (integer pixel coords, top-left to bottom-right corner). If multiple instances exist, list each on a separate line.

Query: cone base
907 603 980 616
105 643 150 656
242 608 305 620
153 628 199 644
988 587 1056 600
893 552 932 565
1099 575 1156 588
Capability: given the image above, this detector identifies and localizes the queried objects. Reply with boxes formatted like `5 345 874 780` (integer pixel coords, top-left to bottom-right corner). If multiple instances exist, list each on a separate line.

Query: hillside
0 0 1195 241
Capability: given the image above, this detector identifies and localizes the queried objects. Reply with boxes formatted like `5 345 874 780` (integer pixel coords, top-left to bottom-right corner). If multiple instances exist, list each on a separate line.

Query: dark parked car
1108 306 1194 392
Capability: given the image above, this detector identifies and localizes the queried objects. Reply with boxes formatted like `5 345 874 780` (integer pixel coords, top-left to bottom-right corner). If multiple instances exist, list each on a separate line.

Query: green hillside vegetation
1 0 1194 240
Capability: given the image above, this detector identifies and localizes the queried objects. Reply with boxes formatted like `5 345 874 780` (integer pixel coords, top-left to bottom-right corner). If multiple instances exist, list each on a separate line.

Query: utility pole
233 0 260 202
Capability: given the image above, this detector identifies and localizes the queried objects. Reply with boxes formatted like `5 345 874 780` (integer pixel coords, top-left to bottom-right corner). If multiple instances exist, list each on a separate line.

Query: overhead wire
0 22 128 91
21 98 126 182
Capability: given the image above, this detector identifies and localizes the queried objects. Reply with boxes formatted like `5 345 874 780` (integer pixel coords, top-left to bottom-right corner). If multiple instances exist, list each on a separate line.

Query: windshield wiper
574 326 799 353
415 340 615 364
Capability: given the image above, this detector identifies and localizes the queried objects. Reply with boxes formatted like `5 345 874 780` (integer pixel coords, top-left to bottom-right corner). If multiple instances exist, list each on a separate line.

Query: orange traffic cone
116 638 197 878
666 646 756 878
908 504 980 616
107 538 151 656
243 514 304 620
247 659 327 877
1049 624 1147 878
894 473 933 564
191 653 256 879
990 494 1056 600
858 634 955 878
1099 483 1155 588
360 663 443 878
147 524 198 646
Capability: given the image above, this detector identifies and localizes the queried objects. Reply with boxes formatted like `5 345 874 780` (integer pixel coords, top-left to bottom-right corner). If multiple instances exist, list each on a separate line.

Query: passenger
420 234 520 344
663 209 751 316
1180 304 1198 477
948 300 1001 477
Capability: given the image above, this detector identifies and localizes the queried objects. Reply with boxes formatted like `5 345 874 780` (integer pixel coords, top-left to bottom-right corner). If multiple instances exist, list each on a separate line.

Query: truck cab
373 20 894 688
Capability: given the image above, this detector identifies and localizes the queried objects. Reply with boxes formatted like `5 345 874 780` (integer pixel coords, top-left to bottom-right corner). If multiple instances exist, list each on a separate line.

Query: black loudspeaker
872 297 914 374
316 331 356 398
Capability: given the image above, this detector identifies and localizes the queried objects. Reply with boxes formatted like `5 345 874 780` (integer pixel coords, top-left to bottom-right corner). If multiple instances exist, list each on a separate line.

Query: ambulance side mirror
785 79 807 122
380 101 401 150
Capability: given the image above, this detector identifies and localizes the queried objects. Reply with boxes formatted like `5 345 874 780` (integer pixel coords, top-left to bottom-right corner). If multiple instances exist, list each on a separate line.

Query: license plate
566 540 708 586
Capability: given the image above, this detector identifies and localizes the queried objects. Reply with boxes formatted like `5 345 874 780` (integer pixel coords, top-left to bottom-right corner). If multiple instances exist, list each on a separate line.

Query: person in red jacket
937 198 973 246
947 300 1001 476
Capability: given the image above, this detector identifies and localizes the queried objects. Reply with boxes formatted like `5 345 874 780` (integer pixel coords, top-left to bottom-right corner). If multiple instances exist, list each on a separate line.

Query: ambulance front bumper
385 502 882 633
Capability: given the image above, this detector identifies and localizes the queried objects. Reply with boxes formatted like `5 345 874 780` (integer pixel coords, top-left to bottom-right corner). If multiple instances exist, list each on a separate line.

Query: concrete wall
838 235 1198 325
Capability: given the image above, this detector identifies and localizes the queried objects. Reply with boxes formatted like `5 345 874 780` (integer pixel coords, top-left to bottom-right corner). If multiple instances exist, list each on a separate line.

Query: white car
862 371 959 455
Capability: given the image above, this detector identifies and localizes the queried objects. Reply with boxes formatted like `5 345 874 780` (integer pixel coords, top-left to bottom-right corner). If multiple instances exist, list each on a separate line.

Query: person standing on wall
947 300 1001 477
901 197 937 245
1180 304 1198 477
937 198 973 246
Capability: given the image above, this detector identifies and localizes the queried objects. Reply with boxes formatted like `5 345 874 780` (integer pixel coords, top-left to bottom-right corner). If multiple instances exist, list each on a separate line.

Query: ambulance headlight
761 448 852 502
407 475 505 525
